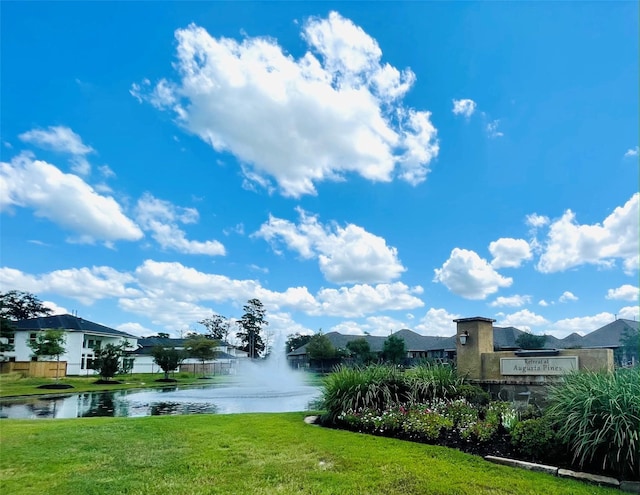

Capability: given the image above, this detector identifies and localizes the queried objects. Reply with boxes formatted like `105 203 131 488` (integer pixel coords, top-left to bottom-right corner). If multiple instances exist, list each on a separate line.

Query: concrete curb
484 456 635 491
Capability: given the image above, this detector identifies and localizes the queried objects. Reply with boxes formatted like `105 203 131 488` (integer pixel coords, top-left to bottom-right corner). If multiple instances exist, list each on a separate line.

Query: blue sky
1 2 638 342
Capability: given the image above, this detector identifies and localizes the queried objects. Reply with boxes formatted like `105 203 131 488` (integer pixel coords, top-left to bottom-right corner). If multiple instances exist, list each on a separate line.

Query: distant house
288 319 639 368
4 314 138 376
131 337 242 375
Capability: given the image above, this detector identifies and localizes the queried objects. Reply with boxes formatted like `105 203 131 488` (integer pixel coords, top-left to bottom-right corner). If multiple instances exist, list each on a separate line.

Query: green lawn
0 372 226 398
0 371 324 398
0 412 619 495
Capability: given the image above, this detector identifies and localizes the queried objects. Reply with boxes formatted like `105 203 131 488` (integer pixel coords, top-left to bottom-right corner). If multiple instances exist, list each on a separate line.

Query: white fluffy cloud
452 99 477 118
434 248 512 299
624 146 638 158
497 309 549 332
414 308 461 336
315 282 424 317
537 193 639 274
606 284 639 302
19 126 94 175
489 295 532 308
0 265 140 305
559 291 578 303
489 238 532 268
254 210 405 284
526 213 550 229
618 305 640 320
0 153 143 244
132 12 438 197
486 119 503 138
135 193 225 256
547 313 614 338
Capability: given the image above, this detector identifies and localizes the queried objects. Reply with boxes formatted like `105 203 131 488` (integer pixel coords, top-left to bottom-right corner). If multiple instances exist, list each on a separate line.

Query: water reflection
0 383 319 419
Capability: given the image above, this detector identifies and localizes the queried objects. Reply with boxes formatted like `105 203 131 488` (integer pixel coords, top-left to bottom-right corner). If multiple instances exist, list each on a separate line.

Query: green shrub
402 407 453 441
545 368 640 479
511 417 563 462
452 384 490 406
404 363 464 402
320 365 409 423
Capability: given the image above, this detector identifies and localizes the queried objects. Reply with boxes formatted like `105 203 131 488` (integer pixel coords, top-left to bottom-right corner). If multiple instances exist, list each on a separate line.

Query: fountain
0 333 320 419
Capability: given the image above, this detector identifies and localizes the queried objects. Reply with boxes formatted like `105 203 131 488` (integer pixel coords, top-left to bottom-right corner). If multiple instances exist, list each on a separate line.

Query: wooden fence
0 360 68 378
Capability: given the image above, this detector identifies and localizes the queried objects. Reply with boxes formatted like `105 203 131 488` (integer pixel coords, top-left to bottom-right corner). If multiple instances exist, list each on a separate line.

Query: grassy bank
0 372 226 398
0 413 618 495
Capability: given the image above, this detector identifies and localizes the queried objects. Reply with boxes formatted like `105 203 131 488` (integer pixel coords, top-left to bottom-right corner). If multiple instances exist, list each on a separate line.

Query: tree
516 332 547 349
185 335 219 377
346 337 374 365
151 346 187 380
619 327 639 366
382 335 406 365
92 343 128 382
237 298 268 359
0 290 52 321
0 317 16 354
306 334 338 371
199 314 231 341
285 332 313 353
27 329 66 382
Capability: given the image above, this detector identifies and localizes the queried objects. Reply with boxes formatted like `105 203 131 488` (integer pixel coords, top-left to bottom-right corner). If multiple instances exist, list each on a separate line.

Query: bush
404 363 464 403
320 365 409 423
511 417 563 463
545 368 640 479
452 384 490 406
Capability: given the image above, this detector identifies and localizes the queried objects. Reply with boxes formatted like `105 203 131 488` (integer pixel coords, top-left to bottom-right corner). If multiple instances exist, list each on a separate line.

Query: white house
7 314 138 376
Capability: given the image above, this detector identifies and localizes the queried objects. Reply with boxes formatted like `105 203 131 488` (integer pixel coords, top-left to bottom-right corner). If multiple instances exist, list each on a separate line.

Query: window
29 333 37 342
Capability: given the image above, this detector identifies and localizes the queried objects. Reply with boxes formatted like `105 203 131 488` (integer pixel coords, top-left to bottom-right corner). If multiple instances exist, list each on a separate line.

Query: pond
0 382 322 419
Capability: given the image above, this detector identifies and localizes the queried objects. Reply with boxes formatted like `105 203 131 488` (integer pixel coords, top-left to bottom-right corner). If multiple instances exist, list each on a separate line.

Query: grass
0 372 227 398
0 412 620 495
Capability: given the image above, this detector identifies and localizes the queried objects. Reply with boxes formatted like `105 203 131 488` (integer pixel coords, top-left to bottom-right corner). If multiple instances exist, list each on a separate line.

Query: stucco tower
454 317 495 380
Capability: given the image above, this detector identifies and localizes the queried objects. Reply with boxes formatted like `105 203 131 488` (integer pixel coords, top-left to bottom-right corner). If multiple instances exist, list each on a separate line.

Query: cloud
547 313 614 338
618 305 640 320
135 193 225 256
489 295 532 308
0 265 140 305
115 322 158 338
538 299 550 307
452 99 477 118
0 153 143 244
42 300 68 316
133 12 439 197
434 248 512 299
606 284 639 302
315 282 424 317
536 193 639 274
254 209 405 284
496 309 549 332
559 291 578 303
526 213 550 229
19 126 94 175
486 119 503 138
489 238 532 268
414 307 461 336
624 146 638 158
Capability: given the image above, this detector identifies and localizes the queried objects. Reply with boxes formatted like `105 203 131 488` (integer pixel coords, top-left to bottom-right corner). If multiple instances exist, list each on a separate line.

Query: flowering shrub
401 406 454 440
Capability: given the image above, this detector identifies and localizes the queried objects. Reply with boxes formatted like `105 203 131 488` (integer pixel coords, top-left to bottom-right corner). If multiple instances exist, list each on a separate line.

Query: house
131 337 242 375
3 314 138 376
288 319 639 368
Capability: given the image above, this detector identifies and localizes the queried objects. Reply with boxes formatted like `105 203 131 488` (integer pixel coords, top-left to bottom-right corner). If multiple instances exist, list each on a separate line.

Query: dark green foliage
346 337 374 365
93 343 126 381
285 332 313 352
515 332 547 349
237 298 267 358
511 417 564 462
320 365 409 423
199 314 230 341
306 333 338 370
452 384 491 406
151 346 187 379
0 290 53 321
619 326 639 366
27 329 66 381
0 317 16 353
382 335 406 364
185 335 219 377
404 363 464 403
546 368 640 479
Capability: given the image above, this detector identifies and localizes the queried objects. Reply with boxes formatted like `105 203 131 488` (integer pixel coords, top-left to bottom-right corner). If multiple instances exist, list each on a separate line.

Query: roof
13 314 137 339
133 337 236 358
287 318 638 356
